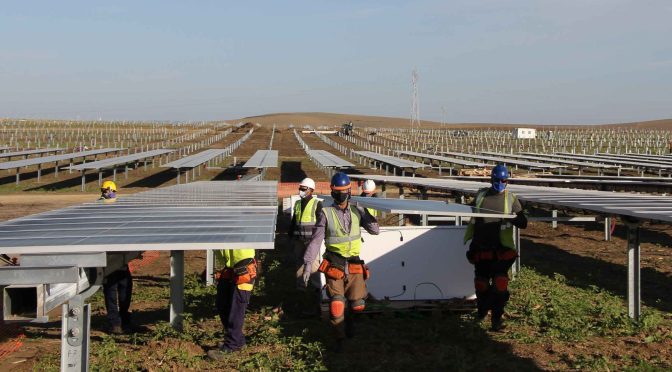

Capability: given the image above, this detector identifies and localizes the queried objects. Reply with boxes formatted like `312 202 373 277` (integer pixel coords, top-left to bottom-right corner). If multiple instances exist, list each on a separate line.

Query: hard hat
491 164 510 181
330 172 351 191
363 180 376 192
299 177 316 190
101 180 117 192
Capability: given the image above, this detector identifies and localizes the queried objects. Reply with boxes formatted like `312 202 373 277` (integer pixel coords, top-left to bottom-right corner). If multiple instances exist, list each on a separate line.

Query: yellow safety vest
463 188 517 250
293 197 318 240
215 249 256 291
323 205 361 258
366 207 378 217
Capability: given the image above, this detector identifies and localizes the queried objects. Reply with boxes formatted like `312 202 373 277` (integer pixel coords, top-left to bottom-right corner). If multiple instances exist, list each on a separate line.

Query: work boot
490 318 506 332
207 346 239 361
106 324 123 335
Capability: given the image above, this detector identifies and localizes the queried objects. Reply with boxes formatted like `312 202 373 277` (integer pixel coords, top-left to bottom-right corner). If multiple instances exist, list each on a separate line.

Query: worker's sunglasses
298 187 309 192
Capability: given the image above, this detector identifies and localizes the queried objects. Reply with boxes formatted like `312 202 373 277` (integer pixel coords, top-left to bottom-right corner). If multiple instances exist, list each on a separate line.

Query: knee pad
350 299 365 312
474 277 489 293
494 276 509 292
330 295 346 319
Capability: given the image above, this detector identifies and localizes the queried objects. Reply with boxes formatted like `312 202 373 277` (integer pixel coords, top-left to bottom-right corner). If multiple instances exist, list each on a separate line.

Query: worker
464 164 527 331
359 179 378 217
289 178 323 317
98 181 142 334
207 248 257 359
99 180 117 201
303 172 379 352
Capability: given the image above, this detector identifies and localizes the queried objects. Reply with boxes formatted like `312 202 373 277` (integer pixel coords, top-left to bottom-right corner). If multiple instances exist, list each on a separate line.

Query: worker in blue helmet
303 172 379 352
463 164 527 331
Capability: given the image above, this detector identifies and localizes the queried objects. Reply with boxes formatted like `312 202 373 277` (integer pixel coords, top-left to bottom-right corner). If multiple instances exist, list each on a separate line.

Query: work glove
302 263 311 287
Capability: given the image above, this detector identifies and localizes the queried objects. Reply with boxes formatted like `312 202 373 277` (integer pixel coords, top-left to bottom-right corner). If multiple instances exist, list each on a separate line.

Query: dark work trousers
103 269 133 327
216 279 252 351
473 257 516 321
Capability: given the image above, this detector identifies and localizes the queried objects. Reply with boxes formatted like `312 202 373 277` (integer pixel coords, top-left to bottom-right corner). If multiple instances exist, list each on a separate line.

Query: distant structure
410 68 420 129
512 128 537 139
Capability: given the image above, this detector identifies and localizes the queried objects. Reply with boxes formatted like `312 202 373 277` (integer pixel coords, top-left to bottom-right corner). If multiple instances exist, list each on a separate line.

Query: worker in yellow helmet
99 180 117 202
207 248 257 359
98 180 143 334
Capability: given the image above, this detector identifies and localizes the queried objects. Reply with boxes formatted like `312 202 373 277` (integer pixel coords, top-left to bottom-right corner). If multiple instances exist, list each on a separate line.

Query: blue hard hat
330 172 351 191
491 164 510 181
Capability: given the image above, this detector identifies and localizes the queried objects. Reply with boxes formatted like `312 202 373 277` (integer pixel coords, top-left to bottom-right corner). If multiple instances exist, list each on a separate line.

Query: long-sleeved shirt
303 202 379 265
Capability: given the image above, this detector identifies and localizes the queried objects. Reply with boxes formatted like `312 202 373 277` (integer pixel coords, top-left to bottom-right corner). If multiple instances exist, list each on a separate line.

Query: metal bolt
69 328 80 337
70 307 81 317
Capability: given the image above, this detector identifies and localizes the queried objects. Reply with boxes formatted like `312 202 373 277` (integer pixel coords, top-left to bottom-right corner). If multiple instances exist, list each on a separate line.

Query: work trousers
326 273 367 339
472 253 516 321
103 269 133 327
216 279 252 351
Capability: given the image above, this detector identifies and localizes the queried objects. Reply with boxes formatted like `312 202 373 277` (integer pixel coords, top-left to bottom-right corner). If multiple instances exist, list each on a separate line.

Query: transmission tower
410 68 420 129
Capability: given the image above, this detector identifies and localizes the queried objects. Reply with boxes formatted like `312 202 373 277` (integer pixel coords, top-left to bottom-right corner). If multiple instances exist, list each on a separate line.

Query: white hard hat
299 178 316 190
363 180 376 192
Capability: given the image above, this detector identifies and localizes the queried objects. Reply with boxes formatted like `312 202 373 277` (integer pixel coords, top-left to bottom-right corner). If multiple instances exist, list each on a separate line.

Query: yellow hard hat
101 180 117 192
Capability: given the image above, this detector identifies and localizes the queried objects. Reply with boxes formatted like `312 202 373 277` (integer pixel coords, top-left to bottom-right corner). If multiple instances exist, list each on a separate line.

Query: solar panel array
306 150 354 168
537 152 672 173
0 148 64 160
162 148 228 169
243 150 278 168
350 196 515 218
396 150 488 167
348 174 672 224
0 181 278 254
479 151 615 170
68 149 174 170
0 148 124 170
354 151 427 169
442 151 567 171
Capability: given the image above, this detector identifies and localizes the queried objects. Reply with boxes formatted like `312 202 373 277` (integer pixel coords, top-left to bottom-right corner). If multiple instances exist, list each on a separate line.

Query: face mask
299 190 307 199
491 180 506 193
331 191 350 204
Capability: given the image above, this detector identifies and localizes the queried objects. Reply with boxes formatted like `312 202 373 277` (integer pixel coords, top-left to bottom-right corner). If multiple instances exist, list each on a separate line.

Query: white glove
302 264 311 287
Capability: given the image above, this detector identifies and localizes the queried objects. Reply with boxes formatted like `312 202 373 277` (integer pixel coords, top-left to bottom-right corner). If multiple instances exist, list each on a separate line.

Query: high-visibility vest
323 205 361 258
366 207 378 217
215 249 256 268
463 188 517 250
293 197 318 241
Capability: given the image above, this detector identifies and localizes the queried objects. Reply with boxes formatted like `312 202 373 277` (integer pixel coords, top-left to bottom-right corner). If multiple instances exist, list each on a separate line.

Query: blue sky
1 1 671 124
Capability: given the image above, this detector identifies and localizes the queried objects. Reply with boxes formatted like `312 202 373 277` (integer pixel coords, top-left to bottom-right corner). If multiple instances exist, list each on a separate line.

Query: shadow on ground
522 238 672 313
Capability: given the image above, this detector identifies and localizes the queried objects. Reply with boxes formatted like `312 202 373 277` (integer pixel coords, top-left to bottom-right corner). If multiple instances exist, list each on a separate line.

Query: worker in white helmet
359 180 379 217
289 177 324 317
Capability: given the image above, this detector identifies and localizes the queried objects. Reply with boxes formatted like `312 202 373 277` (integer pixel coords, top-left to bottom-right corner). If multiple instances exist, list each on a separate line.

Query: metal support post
61 296 90 372
626 222 641 320
170 250 184 330
98 172 102 186
80 171 86 192
398 191 404 226
604 217 612 241
512 226 521 279
113 168 117 182
552 210 557 229
206 250 214 286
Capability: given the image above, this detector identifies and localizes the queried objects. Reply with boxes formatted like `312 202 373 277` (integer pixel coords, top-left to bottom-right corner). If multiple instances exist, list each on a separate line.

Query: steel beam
626 222 641 320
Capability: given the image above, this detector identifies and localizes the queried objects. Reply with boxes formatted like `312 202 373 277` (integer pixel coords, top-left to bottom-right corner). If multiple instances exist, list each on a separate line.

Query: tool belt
216 258 257 285
319 252 370 280
466 248 517 264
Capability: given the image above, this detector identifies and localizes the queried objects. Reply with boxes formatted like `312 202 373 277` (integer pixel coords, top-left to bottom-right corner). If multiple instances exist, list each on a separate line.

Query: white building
512 128 536 139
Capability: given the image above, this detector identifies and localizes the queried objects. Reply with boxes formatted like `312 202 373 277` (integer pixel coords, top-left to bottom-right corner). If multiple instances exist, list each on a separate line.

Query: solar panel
551 152 672 170
349 196 516 218
395 150 488 167
0 148 64 159
348 174 672 223
354 151 427 169
0 181 278 254
243 150 278 168
0 148 124 170
442 151 567 170
68 149 174 170
162 149 228 168
480 151 615 169
306 150 354 168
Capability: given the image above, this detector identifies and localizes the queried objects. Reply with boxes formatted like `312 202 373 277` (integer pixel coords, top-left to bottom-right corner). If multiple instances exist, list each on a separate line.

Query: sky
1 0 671 124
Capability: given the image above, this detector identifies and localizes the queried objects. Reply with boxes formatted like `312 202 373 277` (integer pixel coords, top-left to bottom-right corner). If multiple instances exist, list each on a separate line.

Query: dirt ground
0 122 671 370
